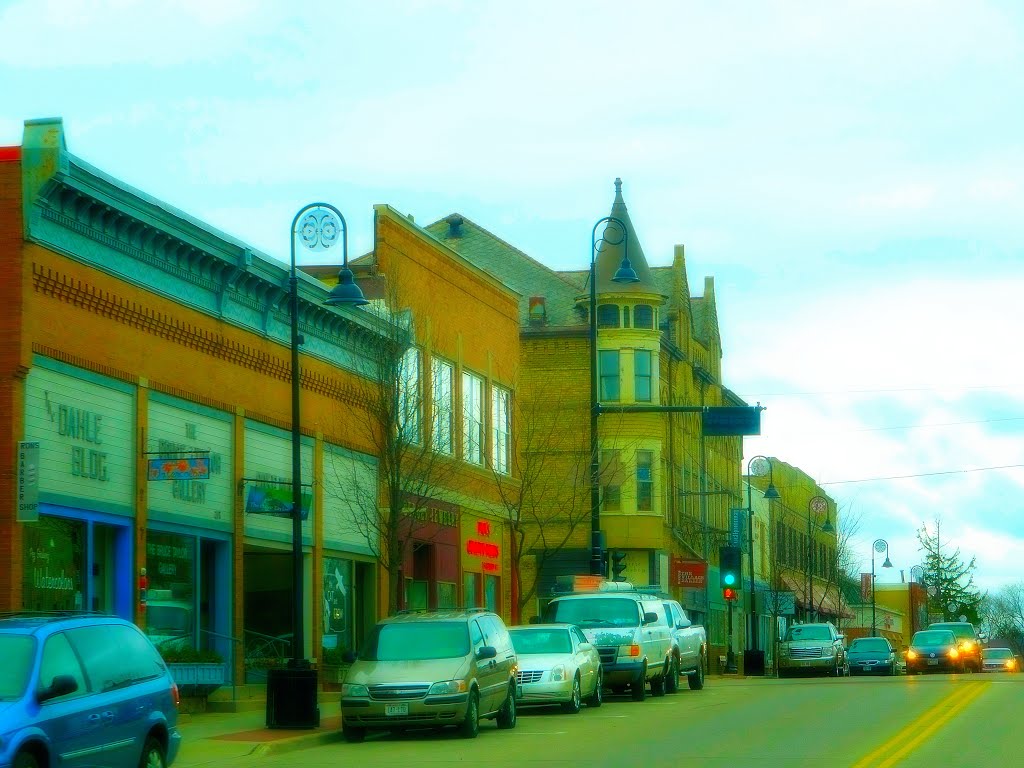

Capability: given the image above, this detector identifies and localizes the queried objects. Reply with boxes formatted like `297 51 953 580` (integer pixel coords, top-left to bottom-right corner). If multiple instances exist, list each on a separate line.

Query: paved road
180 672 1022 767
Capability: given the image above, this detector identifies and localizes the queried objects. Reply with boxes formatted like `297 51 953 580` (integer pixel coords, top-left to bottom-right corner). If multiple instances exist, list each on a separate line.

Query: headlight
428 680 468 695
779 645 790 656
550 665 566 682
824 646 836 657
341 683 369 697
961 641 974 652
906 650 918 660
1006 660 1016 670
948 648 960 659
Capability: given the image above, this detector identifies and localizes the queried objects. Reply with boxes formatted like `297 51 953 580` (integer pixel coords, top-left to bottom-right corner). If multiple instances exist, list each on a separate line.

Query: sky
3 0 1022 593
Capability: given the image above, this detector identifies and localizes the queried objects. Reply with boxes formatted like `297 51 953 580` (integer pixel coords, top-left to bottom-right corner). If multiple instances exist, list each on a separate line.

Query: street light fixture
806 495 834 621
871 538 893 637
745 455 779 656
588 215 639 576
271 203 367 729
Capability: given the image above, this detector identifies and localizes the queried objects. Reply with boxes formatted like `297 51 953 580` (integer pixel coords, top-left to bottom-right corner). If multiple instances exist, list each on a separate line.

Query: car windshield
928 624 971 639
0 635 36 700
850 638 890 652
544 598 640 628
360 622 469 661
913 631 955 647
784 626 832 642
983 648 1012 660
509 629 572 655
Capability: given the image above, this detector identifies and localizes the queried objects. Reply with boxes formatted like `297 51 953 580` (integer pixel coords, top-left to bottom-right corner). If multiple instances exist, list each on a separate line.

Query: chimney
446 214 464 238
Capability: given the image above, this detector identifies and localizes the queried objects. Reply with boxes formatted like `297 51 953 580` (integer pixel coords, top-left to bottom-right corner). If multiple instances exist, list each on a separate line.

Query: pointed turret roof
594 178 659 295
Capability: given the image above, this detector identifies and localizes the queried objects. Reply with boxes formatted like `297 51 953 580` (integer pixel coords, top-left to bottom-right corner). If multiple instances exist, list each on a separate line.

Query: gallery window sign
461 515 502 574
243 424 314 537
24 366 134 509
147 400 232 523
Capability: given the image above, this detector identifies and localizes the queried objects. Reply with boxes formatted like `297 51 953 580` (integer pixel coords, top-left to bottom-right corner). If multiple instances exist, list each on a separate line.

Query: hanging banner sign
244 484 312 520
147 456 210 481
701 407 761 436
861 573 872 602
17 441 40 522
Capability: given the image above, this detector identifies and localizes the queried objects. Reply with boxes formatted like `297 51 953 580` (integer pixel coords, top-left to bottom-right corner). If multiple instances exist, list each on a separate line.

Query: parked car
508 624 602 713
926 622 983 672
340 609 518 742
541 582 673 701
981 647 1019 673
661 599 707 691
0 613 182 768
777 622 848 677
846 637 898 676
905 629 963 674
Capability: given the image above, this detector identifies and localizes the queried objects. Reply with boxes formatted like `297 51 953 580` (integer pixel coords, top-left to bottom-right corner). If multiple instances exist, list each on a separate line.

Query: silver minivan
542 589 673 701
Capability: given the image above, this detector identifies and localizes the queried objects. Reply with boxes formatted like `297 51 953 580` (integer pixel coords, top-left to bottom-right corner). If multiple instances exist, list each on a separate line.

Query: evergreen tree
917 521 983 623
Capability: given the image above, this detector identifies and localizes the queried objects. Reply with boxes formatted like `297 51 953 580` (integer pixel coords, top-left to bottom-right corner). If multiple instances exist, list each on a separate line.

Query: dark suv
0 613 181 768
926 622 983 672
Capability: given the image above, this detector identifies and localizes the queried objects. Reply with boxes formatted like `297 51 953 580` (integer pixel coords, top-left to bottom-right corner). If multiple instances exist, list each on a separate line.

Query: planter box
167 663 228 697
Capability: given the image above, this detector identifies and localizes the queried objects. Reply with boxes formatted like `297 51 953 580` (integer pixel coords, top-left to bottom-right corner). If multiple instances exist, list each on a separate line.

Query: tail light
171 681 180 708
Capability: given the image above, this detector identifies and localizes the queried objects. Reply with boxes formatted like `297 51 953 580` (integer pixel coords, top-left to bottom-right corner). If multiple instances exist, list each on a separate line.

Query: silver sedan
509 624 603 713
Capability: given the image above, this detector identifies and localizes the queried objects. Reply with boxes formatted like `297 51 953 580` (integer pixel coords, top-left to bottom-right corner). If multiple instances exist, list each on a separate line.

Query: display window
22 516 85 612
144 531 197 652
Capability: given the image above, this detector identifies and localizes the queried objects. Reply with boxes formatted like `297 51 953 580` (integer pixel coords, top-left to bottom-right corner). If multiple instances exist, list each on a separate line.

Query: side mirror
676 619 692 630
342 650 357 664
476 645 497 660
578 642 593 651
38 674 78 702
643 612 659 625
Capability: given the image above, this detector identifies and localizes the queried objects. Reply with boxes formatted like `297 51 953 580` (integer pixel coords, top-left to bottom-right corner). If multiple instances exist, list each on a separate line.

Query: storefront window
484 575 500 614
322 557 354 654
22 516 85 612
464 572 480 609
145 531 196 652
438 582 457 609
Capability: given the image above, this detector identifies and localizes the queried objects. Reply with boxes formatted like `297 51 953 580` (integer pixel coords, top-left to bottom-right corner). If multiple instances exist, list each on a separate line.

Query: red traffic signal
723 587 738 602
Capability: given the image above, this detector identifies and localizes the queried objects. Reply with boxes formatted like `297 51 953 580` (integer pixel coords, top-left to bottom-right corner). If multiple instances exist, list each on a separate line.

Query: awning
779 574 854 619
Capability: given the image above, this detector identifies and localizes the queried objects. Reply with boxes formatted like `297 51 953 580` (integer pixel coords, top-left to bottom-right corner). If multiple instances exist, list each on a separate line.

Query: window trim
462 370 484 465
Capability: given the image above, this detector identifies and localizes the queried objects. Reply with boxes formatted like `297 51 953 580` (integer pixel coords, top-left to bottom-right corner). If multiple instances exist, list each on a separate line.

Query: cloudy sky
3 0 1022 590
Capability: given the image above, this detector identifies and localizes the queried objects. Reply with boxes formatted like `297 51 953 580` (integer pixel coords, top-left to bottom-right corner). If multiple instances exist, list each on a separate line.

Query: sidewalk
174 699 343 767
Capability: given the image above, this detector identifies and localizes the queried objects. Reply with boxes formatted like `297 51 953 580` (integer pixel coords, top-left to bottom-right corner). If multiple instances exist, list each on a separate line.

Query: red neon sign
466 540 500 558
476 520 491 536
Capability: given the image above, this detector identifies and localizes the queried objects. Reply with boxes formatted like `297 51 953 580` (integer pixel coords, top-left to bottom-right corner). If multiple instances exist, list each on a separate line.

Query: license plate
385 703 408 716
928 659 939 666
861 666 871 671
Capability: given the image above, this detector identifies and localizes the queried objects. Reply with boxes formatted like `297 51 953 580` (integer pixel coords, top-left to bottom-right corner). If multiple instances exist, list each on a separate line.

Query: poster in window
322 557 353 651
22 516 84 612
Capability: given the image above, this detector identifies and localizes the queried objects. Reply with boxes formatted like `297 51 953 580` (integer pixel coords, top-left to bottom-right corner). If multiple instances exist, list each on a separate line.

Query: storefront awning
780 574 854 619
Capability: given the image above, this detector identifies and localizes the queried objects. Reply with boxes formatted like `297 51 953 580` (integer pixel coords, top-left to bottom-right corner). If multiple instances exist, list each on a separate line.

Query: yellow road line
850 681 990 768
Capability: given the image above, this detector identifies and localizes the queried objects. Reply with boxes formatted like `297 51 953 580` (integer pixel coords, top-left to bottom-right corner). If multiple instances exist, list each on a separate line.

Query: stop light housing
719 545 742 591
723 587 738 601
611 551 627 582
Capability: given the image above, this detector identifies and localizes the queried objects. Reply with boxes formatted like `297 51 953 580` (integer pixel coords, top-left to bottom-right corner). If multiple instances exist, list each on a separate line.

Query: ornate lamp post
806 495 834 621
271 203 367 729
745 455 779 654
588 216 638 575
871 538 893 637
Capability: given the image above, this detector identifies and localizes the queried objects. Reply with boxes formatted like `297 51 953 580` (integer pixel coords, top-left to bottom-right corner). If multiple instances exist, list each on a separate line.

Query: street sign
701 407 761 436
729 508 746 550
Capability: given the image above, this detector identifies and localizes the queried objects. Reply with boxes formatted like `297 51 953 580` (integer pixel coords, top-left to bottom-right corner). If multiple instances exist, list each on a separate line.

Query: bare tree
324 275 460 615
490 382 591 622
980 583 1024 656
815 502 863 625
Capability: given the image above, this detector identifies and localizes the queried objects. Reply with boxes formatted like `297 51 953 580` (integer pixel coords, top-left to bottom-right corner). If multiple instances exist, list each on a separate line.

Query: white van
541 585 673 701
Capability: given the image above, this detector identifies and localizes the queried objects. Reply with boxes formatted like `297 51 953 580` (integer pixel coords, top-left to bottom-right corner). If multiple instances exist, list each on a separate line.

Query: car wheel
138 736 165 768
496 683 517 728
13 752 40 768
630 666 647 701
343 723 366 743
459 690 480 739
586 669 603 708
561 675 582 714
688 657 706 690
665 656 679 694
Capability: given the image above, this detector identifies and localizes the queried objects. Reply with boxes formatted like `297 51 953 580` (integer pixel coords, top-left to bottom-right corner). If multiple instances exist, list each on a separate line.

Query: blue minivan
0 614 181 768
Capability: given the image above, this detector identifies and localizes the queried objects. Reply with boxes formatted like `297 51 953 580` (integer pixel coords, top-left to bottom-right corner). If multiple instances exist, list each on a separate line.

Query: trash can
266 667 320 729
743 649 765 676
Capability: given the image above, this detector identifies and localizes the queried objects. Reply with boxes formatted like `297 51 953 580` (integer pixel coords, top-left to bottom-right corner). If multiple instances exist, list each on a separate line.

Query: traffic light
723 587 738 602
611 551 628 582
719 545 742 591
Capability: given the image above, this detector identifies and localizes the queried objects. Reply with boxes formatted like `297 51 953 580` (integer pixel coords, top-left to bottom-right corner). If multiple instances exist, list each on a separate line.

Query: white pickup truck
661 598 708 691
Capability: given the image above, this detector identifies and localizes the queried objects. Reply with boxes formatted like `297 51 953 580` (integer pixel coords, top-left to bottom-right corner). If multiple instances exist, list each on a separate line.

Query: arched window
633 304 654 329
597 304 620 328
622 306 631 328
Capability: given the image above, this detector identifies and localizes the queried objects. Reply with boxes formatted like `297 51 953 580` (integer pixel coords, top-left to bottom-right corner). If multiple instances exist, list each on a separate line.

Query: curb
255 728 344 757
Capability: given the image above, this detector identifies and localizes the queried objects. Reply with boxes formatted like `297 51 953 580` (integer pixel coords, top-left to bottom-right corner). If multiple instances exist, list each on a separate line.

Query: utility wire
819 463 1024 486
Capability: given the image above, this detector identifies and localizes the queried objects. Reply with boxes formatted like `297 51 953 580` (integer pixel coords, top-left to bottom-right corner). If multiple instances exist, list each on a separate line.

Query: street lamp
273 203 367 729
806 495 834 622
871 538 893 637
588 216 639 576
745 455 779 655
909 564 925 634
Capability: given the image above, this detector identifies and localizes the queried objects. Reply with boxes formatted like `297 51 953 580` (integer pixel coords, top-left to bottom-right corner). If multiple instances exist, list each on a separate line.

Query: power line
829 416 1024 434
819 463 1024 486
741 384 1019 397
